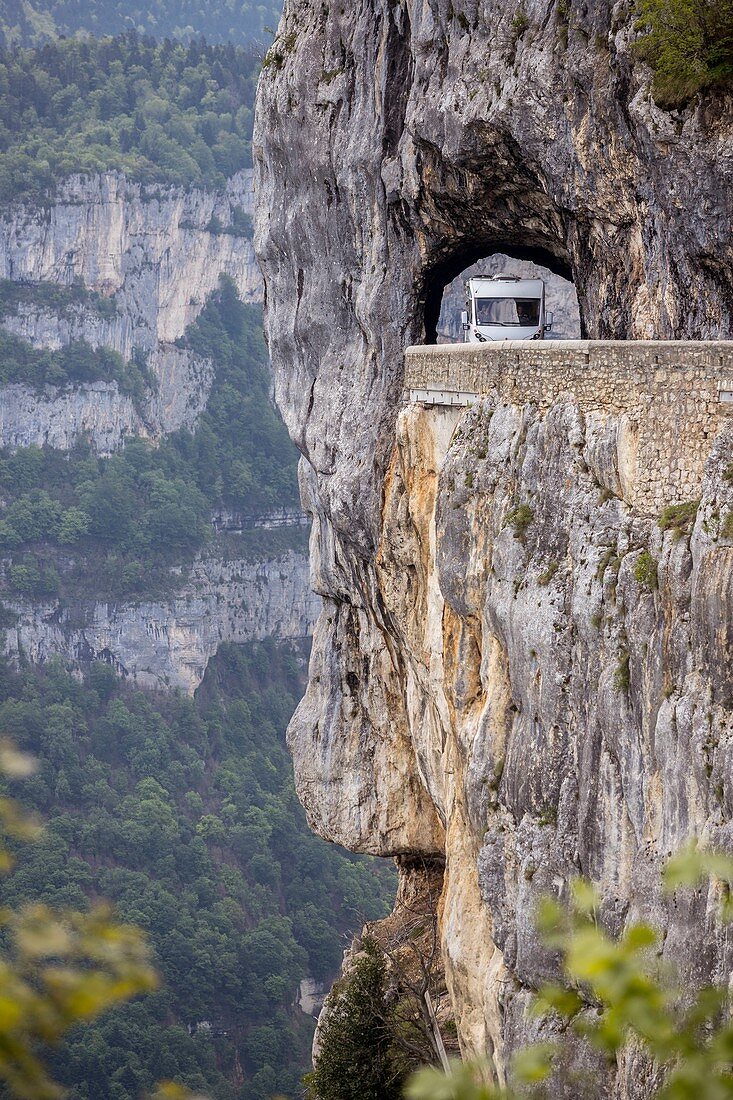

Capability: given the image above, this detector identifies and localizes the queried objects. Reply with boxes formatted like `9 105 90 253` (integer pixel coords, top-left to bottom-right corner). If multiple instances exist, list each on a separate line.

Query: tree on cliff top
636 0 733 106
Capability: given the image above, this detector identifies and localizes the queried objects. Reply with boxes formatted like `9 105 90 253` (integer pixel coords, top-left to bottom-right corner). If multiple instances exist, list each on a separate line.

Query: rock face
0 170 261 452
3 548 320 694
0 380 143 454
0 165 319 697
371 395 733 1092
254 0 733 1091
0 346 212 452
0 171 260 328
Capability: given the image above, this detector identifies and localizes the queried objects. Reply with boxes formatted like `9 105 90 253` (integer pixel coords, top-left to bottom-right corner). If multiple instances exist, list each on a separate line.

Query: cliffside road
255 0 733 1090
406 341 733 512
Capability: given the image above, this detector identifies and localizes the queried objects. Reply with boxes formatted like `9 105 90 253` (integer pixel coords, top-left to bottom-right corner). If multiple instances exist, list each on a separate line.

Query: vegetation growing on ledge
658 499 699 538
635 0 733 106
506 503 534 540
307 869 451 1100
0 643 397 1099
632 549 658 590
0 278 119 319
0 285 300 600
0 329 152 398
0 34 258 200
613 649 631 693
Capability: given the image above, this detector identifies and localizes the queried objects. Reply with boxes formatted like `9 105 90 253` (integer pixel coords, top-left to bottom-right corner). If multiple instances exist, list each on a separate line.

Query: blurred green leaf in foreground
406 843 733 1100
0 739 158 1099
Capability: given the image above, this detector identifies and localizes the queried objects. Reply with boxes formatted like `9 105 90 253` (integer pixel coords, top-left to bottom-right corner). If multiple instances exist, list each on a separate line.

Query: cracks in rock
380 0 414 159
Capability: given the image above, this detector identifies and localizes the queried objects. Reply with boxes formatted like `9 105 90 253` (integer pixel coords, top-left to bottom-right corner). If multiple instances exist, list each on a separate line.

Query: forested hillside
1 643 395 1099
0 6 396 1096
0 0 281 47
0 35 260 199
0 282 300 601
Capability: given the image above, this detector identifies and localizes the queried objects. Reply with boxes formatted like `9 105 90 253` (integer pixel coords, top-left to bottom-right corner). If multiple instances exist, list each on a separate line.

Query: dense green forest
0 282 300 599
0 0 282 48
0 34 259 200
0 329 152 399
0 642 396 1099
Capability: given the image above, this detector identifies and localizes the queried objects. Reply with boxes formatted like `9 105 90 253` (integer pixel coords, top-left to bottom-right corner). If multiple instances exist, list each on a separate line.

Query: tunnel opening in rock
426 248 581 344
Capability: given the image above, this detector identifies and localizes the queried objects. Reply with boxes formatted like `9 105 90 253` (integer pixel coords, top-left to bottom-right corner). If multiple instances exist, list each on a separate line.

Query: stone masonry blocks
405 341 733 515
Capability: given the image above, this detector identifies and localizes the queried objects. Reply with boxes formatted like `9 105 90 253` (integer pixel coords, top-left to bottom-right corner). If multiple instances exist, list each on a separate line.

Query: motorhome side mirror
544 311 554 331
461 310 469 329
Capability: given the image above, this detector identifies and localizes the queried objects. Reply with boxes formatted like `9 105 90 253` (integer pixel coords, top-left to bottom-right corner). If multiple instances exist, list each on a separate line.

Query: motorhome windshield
475 297 541 326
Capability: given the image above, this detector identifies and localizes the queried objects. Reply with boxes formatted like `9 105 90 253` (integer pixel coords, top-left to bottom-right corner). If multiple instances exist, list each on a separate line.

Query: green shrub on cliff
505 503 534 540
0 279 119 319
632 549 658 589
635 0 733 105
658 499 699 538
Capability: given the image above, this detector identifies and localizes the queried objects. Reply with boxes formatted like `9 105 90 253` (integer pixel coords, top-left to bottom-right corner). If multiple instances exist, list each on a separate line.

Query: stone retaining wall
405 341 733 514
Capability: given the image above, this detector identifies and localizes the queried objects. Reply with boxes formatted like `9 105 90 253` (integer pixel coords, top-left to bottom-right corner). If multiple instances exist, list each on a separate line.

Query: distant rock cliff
0 166 317 694
0 169 261 452
254 0 733 1091
3 547 319 694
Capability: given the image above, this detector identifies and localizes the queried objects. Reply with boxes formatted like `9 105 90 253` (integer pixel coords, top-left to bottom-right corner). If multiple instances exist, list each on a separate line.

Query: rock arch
429 248 581 343
421 240 575 344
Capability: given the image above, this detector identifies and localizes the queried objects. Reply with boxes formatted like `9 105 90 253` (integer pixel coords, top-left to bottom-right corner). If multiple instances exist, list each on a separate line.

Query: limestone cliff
0 166 318 694
3 546 319 694
254 0 733 1091
0 169 261 452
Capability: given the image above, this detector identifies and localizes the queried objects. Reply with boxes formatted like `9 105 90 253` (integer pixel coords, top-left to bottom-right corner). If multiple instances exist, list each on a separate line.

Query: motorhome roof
470 275 541 284
468 275 544 296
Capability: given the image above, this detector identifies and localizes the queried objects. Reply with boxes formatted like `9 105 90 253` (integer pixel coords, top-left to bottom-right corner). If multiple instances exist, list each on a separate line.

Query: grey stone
3 550 320 694
0 170 262 452
254 1 733 1090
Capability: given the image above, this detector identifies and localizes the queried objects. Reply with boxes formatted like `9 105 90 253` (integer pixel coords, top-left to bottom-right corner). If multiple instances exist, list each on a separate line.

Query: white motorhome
461 275 553 342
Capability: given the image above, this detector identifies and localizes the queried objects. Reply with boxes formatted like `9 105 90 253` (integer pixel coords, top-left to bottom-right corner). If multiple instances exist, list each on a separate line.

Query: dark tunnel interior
421 242 580 345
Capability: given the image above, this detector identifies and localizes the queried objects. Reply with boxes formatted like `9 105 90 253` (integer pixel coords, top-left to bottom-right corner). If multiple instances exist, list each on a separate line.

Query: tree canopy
0 34 259 200
636 0 733 105
0 642 396 1100
0 0 282 49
